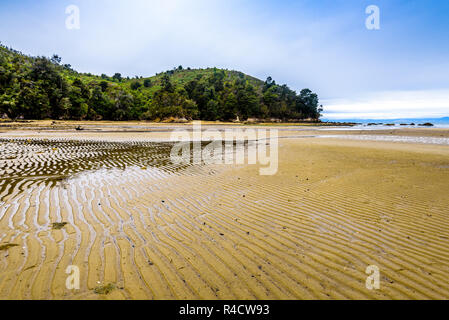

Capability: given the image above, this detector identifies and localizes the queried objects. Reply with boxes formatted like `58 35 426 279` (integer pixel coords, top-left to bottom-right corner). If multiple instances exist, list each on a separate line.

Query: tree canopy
0 44 322 121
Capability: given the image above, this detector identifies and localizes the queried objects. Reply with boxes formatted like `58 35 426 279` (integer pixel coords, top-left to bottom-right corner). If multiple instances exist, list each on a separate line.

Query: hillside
0 44 322 122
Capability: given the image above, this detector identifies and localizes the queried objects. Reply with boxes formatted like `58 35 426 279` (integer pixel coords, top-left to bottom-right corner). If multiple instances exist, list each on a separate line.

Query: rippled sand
0 125 449 300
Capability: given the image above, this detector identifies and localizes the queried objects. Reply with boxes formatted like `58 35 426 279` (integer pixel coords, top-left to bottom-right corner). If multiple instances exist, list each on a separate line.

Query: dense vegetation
0 44 322 122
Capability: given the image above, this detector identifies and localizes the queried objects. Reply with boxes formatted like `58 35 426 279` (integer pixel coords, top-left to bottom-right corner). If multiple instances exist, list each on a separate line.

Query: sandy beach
0 122 448 299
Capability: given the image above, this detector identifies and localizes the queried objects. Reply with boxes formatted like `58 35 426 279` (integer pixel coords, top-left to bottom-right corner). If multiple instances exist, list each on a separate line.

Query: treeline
0 44 322 121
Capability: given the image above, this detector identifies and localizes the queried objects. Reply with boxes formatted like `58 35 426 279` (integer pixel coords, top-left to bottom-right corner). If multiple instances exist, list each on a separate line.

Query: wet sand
0 122 448 299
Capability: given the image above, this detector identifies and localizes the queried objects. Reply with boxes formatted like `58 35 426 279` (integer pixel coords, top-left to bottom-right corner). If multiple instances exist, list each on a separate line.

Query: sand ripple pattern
0 138 181 196
0 137 448 299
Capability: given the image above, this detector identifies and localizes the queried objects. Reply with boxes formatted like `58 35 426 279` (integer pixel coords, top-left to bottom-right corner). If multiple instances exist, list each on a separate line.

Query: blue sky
1 0 449 119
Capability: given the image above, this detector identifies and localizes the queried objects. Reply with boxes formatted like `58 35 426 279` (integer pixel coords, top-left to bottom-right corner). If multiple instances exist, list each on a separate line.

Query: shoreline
2 121 449 142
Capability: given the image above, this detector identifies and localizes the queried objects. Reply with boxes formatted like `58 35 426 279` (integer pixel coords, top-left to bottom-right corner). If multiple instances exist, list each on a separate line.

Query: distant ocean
321 117 449 128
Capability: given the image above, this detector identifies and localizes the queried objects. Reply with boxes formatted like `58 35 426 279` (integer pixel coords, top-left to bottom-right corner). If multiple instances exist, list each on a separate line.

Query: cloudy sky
1 0 449 119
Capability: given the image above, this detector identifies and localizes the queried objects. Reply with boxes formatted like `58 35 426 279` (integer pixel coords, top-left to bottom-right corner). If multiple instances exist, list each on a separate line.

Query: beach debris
0 243 19 251
94 283 116 295
52 222 68 230
75 125 84 131
24 265 36 271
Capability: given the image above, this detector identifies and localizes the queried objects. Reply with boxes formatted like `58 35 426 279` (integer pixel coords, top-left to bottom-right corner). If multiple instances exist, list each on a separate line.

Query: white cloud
322 89 449 119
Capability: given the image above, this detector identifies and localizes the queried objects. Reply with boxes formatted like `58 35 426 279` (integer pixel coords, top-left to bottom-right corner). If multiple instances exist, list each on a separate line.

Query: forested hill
0 44 323 122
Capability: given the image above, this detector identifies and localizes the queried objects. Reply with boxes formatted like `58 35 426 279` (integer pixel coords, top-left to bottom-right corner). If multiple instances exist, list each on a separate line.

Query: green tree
160 74 174 92
90 86 113 120
51 54 62 65
299 89 319 119
143 79 152 88
112 73 122 82
100 81 109 92
130 81 142 90
222 92 238 121
0 44 322 122
113 90 134 120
